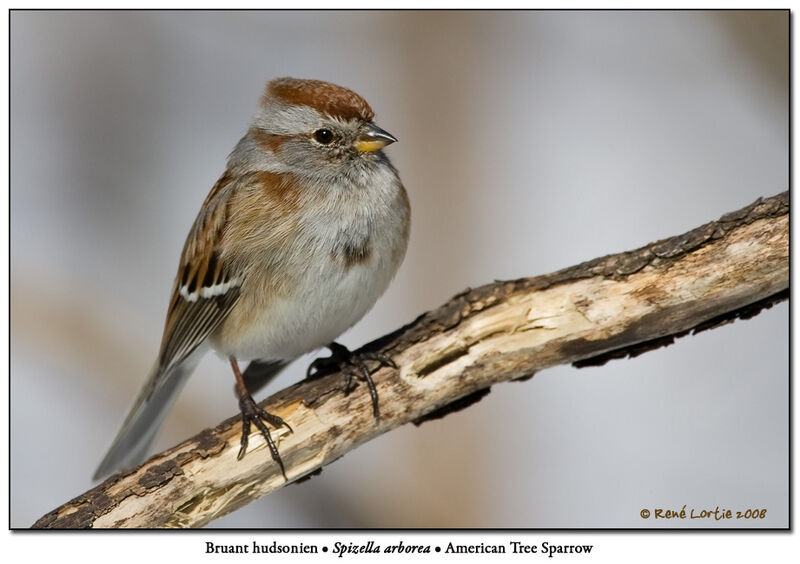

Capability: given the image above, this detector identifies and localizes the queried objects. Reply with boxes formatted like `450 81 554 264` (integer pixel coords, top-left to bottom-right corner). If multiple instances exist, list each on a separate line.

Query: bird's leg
230 356 292 479
306 342 398 421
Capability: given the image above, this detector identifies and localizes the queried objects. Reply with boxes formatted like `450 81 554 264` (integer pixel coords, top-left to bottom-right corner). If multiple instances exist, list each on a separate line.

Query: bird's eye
313 129 335 145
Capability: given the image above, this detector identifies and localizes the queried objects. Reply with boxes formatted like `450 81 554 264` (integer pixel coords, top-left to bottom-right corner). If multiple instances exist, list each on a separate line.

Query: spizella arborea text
94 77 409 480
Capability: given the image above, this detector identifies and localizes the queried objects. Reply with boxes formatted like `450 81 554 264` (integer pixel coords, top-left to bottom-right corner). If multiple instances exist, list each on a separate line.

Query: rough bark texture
33 192 789 529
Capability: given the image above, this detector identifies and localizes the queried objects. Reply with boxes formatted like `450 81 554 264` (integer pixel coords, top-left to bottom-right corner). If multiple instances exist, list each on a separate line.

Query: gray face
251 101 391 187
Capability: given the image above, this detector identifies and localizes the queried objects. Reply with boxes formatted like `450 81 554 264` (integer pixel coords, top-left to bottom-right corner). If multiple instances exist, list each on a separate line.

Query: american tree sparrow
94 78 409 479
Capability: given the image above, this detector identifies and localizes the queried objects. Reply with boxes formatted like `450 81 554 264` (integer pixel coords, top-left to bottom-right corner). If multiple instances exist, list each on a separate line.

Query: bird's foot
236 392 292 479
230 357 292 480
306 342 398 420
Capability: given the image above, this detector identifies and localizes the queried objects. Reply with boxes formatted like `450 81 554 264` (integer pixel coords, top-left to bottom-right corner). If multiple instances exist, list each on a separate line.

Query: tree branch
33 192 789 529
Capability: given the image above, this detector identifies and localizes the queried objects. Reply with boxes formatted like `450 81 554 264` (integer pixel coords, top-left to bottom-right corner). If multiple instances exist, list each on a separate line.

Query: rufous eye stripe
251 128 291 153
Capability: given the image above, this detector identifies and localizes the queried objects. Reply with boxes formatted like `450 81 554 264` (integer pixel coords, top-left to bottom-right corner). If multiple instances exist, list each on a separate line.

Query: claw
361 351 398 370
342 367 355 394
306 342 397 421
306 357 324 380
230 357 292 480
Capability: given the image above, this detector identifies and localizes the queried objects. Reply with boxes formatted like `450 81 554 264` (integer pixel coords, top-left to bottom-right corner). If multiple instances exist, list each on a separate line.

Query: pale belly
209 166 409 362
209 240 403 362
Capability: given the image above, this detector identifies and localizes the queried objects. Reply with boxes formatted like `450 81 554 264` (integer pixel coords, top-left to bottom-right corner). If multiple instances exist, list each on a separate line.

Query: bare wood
33 192 789 529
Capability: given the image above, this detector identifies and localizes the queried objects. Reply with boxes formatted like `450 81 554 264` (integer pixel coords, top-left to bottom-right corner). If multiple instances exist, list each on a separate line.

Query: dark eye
313 129 334 145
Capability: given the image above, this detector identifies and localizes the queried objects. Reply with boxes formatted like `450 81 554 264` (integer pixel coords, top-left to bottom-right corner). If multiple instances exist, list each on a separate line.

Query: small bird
94 77 410 480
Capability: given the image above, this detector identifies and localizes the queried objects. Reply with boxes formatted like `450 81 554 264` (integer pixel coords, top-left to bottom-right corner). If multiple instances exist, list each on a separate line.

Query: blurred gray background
11 11 788 528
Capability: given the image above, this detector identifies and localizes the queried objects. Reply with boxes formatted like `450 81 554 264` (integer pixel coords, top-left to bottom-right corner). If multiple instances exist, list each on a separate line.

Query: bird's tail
93 355 290 480
93 353 200 480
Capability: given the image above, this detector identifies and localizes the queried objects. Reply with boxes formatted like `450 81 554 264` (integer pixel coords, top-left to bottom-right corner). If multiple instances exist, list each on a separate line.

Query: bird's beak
354 124 397 153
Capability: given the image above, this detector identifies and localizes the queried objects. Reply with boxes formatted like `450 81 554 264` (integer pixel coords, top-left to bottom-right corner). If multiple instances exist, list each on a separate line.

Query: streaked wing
157 171 242 376
94 172 243 478
158 286 239 373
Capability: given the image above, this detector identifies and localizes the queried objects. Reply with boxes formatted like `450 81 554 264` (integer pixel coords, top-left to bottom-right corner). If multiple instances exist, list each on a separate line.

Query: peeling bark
32 192 789 529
